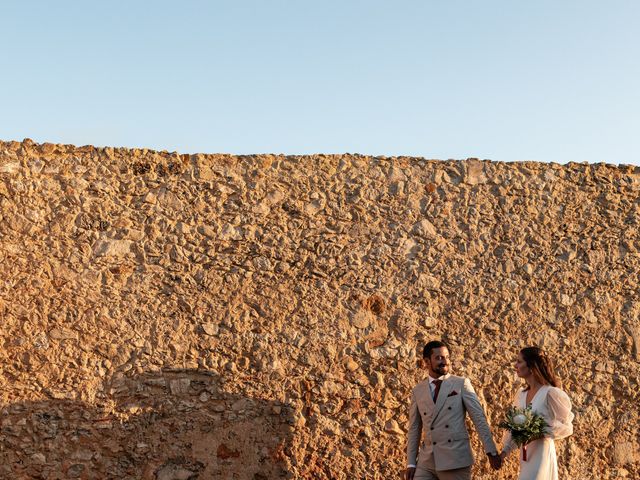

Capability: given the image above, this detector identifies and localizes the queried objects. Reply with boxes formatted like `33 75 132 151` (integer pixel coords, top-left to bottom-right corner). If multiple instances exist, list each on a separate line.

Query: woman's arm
501 429 517 457
500 389 521 457
546 387 574 440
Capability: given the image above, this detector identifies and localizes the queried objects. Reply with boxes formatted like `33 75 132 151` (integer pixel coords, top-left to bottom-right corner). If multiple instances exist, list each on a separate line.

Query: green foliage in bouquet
499 406 548 447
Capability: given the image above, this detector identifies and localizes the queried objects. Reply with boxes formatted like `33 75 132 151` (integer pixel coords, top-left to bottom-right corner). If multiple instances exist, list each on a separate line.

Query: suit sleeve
407 390 422 466
461 377 498 454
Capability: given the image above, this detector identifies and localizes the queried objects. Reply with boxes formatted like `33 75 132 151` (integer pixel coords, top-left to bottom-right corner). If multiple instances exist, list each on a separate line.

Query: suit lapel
432 373 452 420
418 380 434 417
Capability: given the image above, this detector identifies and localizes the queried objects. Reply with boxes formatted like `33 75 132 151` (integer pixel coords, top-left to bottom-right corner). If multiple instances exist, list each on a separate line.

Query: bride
500 347 574 480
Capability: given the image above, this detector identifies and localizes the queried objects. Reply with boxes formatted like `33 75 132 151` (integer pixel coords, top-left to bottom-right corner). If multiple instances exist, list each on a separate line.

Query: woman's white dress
502 386 574 480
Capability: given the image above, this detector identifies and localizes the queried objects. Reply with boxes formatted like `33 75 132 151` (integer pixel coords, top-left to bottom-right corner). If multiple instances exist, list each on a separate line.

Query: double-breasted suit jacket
407 373 497 471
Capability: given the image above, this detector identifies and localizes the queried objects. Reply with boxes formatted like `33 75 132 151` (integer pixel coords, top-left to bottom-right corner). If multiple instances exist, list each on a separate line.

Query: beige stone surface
0 139 639 479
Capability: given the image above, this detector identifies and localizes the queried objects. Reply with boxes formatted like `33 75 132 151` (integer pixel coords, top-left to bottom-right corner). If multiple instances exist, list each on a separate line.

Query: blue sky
1 1 639 164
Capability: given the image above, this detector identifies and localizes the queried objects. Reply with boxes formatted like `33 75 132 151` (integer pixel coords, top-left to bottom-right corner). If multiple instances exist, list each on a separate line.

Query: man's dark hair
423 340 449 359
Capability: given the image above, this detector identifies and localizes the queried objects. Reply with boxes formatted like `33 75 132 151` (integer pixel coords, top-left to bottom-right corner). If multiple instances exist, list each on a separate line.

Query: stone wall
0 139 638 479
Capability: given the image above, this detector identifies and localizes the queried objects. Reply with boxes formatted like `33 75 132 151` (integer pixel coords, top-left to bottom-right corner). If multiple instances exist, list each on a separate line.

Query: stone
49 327 77 341
143 191 157 204
423 316 436 328
67 464 85 478
169 378 191 395
219 223 242 241
93 239 132 257
485 322 500 332
371 372 385 388
30 453 46 464
71 449 94 461
388 166 407 182
201 323 218 336
344 357 359 372
352 310 372 329
217 443 241 459
465 160 488 185
156 465 197 480
413 219 438 238
613 441 639 466
0 161 20 174
198 225 216 238
384 419 404 435
232 398 253 411
624 322 640 360
33 332 50 349
419 274 441 290
560 294 574 306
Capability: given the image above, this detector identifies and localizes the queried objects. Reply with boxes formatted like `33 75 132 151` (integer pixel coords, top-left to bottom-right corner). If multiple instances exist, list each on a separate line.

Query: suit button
448 407 452 410
430 427 434 430
445 425 449 428
433 442 437 445
448 439 452 443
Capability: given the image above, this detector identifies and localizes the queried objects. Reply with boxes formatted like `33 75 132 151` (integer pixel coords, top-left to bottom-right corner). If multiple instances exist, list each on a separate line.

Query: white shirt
428 375 445 399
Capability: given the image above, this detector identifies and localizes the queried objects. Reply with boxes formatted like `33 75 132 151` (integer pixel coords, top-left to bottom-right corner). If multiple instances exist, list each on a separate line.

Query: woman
500 346 574 480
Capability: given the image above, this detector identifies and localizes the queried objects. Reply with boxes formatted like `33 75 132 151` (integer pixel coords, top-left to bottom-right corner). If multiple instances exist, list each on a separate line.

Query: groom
406 340 501 480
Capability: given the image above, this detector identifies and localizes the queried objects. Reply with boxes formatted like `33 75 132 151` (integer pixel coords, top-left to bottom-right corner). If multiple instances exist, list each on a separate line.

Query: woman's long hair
521 346 559 389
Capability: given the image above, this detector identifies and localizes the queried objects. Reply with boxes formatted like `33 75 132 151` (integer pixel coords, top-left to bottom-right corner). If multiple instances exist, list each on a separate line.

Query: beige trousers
414 465 471 480
414 451 472 480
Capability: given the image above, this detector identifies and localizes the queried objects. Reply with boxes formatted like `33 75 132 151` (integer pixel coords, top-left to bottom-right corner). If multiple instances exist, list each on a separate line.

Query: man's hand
488 453 502 470
405 467 416 480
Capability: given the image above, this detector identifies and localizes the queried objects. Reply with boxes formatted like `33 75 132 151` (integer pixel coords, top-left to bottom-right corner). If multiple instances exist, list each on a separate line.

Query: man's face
425 346 450 377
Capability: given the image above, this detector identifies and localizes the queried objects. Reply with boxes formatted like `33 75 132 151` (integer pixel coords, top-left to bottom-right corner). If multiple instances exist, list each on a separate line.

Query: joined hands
488 452 503 470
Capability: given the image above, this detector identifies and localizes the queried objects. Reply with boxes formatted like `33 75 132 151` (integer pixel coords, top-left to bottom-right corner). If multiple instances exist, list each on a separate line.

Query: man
406 340 501 480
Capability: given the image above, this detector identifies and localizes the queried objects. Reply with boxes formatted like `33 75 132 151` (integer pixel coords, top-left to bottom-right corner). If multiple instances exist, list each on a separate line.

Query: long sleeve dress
502 386 574 480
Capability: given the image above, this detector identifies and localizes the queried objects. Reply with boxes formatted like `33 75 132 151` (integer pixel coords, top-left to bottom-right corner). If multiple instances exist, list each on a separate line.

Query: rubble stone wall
1 139 639 479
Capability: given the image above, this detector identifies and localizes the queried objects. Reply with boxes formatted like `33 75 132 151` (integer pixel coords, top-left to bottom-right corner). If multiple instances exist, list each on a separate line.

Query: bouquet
499 406 548 461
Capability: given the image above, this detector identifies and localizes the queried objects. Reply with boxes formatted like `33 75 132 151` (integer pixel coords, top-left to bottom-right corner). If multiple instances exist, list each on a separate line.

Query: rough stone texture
0 139 639 479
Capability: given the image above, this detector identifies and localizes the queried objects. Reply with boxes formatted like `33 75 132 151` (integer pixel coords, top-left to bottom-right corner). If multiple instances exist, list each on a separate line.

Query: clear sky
1 1 639 164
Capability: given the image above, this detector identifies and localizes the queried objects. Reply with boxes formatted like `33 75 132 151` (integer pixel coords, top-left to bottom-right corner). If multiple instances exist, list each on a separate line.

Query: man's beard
433 364 449 375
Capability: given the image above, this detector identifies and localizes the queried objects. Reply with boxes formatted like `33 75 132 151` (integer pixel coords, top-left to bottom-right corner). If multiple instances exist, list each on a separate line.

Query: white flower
513 414 527 426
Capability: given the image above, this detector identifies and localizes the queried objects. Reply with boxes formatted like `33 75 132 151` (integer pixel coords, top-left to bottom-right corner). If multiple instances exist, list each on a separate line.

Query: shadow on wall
0 370 293 479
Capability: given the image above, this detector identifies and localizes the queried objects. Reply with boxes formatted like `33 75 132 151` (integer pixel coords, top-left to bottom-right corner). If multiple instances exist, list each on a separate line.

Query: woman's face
515 352 531 378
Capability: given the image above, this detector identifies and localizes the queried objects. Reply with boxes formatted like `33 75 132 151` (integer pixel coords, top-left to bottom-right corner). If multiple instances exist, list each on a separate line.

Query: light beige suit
407 373 497 479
